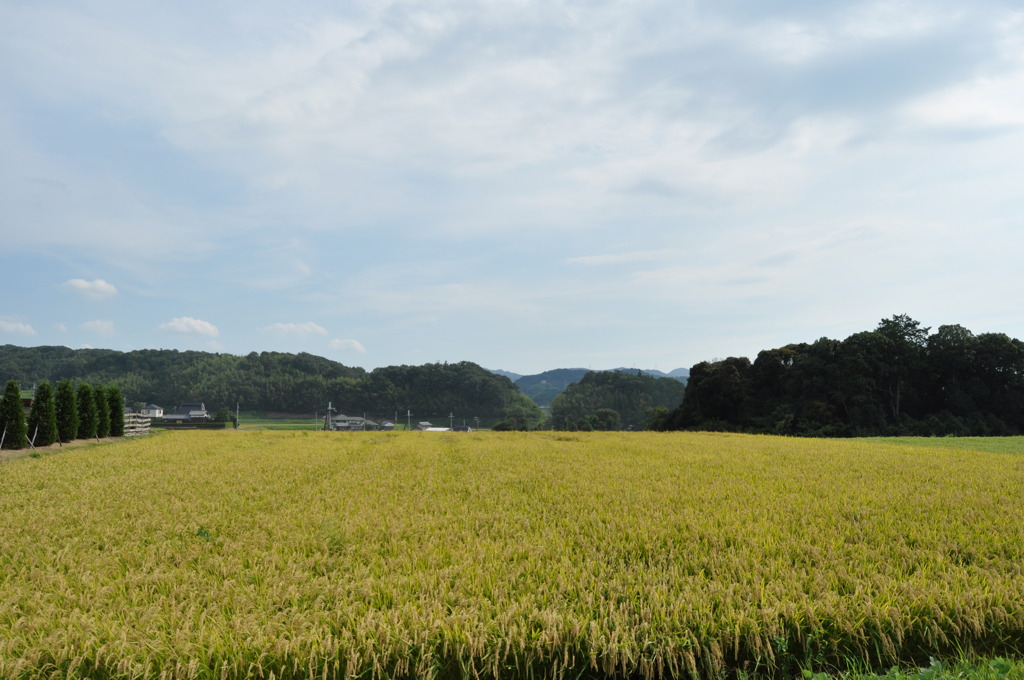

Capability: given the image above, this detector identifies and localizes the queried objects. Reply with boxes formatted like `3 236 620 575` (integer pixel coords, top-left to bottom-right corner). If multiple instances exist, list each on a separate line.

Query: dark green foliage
0 347 523 420
213 406 232 422
26 381 58 446
592 408 621 431
0 379 28 449
491 392 545 431
107 385 125 437
363 362 519 419
76 383 97 439
54 380 79 443
550 370 687 430
95 386 110 438
670 315 1024 436
644 405 673 431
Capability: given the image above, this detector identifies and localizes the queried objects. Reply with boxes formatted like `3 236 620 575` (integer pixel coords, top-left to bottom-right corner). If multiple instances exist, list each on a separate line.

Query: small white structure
140 404 163 418
417 422 451 432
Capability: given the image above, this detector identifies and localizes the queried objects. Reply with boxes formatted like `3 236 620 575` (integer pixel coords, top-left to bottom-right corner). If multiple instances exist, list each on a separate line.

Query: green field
858 436 1024 456
235 412 324 430
2 431 1023 679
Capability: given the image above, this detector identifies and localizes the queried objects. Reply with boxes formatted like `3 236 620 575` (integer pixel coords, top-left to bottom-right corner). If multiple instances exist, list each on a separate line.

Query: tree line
0 346 530 423
657 315 1024 436
1 380 126 450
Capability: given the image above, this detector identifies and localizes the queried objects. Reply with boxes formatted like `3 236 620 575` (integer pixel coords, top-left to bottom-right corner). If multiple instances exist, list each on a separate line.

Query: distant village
142 401 468 431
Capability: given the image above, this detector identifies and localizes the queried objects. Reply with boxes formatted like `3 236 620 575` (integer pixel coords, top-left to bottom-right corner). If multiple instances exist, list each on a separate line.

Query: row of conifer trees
0 380 126 450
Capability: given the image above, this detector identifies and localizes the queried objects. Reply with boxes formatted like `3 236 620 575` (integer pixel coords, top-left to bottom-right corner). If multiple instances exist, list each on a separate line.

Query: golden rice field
2 430 1023 680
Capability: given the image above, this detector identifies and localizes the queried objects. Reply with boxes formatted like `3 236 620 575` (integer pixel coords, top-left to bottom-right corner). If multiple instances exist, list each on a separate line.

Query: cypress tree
77 383 98 439
55 380 79 443
1 380 28 450
107 385 125 437
27 381 58 447
95 386 110 438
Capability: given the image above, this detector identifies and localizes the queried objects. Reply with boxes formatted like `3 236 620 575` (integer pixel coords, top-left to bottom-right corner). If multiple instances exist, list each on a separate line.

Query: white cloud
3 2 1024 372
0 318 36 336
158 316 220 337
902 73 1024 129
568 250 679 266
329 338 366 353
62 278 118 300
81 319 115 337
263 321 328 337
53 322 68 332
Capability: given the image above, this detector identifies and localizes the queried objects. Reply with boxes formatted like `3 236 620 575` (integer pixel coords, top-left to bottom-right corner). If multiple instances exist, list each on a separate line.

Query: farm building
162 402 210 423
326 413 380 431
140 404 163 418
416 421 451 431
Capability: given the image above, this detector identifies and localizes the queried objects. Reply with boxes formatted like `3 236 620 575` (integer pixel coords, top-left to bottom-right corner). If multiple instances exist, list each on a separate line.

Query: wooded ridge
660 315 1024 436
0 346 528 421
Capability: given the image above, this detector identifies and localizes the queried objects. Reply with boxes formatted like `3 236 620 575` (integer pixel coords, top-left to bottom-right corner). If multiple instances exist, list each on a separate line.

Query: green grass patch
235 411 322 430
860 436 1024 455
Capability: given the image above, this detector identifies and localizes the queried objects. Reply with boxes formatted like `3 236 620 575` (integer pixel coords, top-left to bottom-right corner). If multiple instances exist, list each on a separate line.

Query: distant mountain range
490 367 690 408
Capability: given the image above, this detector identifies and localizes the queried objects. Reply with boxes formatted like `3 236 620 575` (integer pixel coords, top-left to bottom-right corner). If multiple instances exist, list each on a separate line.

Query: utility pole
326 401 337 431
449 412 454 429
407 409 412 430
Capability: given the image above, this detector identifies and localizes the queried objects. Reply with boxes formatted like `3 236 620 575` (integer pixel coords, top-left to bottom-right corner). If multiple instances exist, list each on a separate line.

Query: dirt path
0 436 123 463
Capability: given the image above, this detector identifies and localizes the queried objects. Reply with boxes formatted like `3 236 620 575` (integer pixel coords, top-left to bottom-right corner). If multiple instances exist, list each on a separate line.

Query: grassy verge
235 411 322 430
820 656 1024 680
858 436 1024 455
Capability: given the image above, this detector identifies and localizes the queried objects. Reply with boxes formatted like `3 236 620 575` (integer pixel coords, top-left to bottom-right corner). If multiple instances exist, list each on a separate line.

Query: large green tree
0 379 28 449
670 358 752 430
76 383 98 439
106 385 125 437
491 392 545 431
874 314 930 420
27 381 58 447
95 386 111 438
54 379 79 443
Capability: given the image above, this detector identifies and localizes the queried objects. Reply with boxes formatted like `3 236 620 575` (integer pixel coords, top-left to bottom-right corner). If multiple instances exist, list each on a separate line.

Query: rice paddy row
1 430 1022 679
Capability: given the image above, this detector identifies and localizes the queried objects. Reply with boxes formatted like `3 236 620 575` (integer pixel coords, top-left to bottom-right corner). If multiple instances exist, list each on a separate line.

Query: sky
2 0 1024 376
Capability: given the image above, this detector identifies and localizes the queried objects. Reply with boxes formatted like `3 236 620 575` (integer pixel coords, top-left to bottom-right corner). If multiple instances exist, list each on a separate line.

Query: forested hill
0 345 527 420
514 367 689 407
663 315 1024 437
514 368 592 407
549 370 687 430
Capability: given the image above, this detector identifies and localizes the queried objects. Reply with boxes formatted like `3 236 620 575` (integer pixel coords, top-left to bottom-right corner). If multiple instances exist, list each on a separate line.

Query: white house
140 404 163 418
